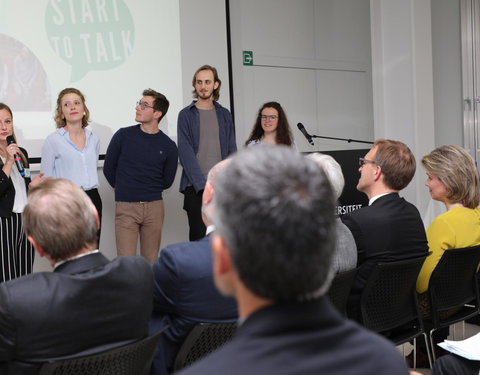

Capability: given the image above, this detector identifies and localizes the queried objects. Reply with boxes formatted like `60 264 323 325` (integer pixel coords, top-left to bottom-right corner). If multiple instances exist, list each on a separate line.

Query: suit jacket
0 253 154 375
341 192 428 320
150 235 238 375
177 297 409 375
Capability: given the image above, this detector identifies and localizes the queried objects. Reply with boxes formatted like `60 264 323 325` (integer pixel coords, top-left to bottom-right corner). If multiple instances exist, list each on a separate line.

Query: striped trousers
0 212 34 282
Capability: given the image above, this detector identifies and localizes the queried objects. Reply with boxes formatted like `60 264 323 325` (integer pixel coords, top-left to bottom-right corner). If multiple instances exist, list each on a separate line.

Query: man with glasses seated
104 89 178 264
341 139 429 321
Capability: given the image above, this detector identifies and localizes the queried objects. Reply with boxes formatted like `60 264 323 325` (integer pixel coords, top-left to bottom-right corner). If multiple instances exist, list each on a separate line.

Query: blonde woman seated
417 145 480 313
308 153 357 273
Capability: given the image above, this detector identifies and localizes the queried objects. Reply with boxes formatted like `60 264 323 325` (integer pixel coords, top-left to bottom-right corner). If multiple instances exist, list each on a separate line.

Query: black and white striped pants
0 212 34 282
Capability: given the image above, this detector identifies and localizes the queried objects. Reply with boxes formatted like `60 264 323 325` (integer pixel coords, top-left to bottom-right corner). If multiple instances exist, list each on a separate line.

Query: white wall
229 0 374 151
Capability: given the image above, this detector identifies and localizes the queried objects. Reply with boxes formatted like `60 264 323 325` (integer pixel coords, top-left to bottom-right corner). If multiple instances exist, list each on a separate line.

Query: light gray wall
229 0 374 151
431 0 463 147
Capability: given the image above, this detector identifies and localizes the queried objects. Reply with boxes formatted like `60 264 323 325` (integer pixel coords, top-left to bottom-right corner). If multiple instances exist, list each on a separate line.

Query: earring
83 112 86 116
61 115 64 119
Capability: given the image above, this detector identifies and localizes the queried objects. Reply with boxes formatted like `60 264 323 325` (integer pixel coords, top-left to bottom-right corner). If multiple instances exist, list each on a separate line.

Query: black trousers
183 186 206 241
85 188 102 246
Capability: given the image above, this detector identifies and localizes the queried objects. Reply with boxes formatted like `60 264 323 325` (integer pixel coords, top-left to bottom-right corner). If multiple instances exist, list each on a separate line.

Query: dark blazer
150 234 238 375
341 192 429 320
0 253 154 375
177 297 409 375
0 147 30 217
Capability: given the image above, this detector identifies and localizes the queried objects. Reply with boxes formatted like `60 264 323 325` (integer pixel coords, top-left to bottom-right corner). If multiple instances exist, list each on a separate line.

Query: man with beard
177 65 237 241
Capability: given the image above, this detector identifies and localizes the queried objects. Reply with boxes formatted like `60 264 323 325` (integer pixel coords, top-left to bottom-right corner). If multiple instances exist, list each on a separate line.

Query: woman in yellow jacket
417 145 480 306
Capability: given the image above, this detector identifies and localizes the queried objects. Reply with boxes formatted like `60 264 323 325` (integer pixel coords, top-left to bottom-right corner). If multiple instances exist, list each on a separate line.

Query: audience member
149 159 237 375
307 152 357 273
432 354 480 375
245 101 295 147
341 139 428 321
0 103 47 283
411 145 480 366
417 145 480 303
0 178 153 375
177 145 409 375
41 88 102 243
104 89 178 263
177 65 237 241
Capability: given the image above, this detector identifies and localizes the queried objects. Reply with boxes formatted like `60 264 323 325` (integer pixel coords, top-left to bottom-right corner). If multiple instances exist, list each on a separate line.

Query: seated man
150 159 237 375
0 178 153 375
178 145 409 375
341 139 429 320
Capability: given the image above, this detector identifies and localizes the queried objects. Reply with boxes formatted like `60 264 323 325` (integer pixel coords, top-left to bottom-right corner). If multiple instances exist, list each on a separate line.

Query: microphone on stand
6 135 25 177
297 123 314 146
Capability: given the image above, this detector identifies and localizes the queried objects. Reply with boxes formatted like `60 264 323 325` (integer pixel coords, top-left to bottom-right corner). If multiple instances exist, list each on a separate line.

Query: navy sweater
103 125 178 202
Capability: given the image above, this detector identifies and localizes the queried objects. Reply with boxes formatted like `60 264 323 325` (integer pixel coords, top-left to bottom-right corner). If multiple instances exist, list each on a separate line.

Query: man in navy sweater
104 89 178 263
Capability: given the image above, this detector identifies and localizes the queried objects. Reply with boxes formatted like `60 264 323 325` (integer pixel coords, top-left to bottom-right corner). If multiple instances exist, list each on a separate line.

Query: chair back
327 268 357 316
37 328 167 375
173 322 237 372
428 245 480 327
360 255 428 336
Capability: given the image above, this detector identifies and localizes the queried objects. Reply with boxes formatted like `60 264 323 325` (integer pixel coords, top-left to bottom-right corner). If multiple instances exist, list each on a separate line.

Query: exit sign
243 51 253 66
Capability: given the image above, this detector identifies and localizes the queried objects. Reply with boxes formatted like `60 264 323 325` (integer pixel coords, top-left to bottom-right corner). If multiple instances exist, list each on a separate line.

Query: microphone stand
310 134 373 145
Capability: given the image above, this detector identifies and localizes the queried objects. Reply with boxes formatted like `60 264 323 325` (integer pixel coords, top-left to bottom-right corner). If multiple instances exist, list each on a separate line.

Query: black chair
37 327 167 375
426 245 480 360
359 255 431 368
173 322 237 372
327 267 357 316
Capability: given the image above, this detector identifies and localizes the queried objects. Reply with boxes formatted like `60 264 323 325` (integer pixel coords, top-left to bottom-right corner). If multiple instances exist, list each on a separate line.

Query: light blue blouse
41 127 100 190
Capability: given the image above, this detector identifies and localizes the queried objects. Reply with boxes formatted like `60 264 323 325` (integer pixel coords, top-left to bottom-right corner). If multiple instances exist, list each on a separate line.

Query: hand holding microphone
6 135 25 177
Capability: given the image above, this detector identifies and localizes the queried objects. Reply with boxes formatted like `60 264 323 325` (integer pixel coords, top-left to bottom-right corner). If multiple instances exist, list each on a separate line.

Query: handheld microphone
297 123 314 146
6 135 25 177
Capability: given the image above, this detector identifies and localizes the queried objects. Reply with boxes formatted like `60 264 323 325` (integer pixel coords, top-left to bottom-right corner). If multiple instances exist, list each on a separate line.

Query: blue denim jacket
177 101 237 192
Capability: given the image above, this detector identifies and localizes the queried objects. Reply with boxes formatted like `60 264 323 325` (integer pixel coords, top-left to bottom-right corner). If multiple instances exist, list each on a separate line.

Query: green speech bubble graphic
45 0 135 82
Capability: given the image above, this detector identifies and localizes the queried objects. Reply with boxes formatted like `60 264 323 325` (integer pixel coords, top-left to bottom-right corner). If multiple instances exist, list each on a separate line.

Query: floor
403 322 480 374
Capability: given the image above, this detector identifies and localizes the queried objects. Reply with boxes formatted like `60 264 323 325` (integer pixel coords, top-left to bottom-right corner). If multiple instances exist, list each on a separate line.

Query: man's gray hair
23 179 98 261
213 146 336 301
307 153 345 201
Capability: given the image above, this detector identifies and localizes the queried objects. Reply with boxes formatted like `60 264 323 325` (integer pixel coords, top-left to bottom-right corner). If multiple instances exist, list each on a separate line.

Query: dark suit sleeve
0 285 16 362
341 214 364 265
152 248 179 315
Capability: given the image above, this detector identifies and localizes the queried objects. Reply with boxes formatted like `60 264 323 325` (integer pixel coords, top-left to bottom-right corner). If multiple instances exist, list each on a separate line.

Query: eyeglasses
359 157 377 167
260 115 278 121
136 101 154 110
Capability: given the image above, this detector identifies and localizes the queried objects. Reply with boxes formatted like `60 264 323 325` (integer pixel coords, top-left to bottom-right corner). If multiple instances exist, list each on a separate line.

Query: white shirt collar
368 192 391 206
54 249 100 270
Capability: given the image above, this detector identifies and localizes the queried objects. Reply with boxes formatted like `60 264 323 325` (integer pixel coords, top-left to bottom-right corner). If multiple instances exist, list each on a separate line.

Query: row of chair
34 245 480 374
328 245 480 369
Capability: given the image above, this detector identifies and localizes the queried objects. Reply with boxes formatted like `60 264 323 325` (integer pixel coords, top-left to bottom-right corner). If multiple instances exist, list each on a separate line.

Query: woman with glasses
0 103 47 282
41 88 102 242
245 101 295 147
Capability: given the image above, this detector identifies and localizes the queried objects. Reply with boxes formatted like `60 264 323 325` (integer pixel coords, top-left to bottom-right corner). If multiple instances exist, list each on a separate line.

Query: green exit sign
243 51 253 66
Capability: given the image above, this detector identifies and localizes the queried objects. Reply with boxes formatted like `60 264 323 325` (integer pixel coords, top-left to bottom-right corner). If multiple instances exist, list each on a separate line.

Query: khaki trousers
115 200 164 264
